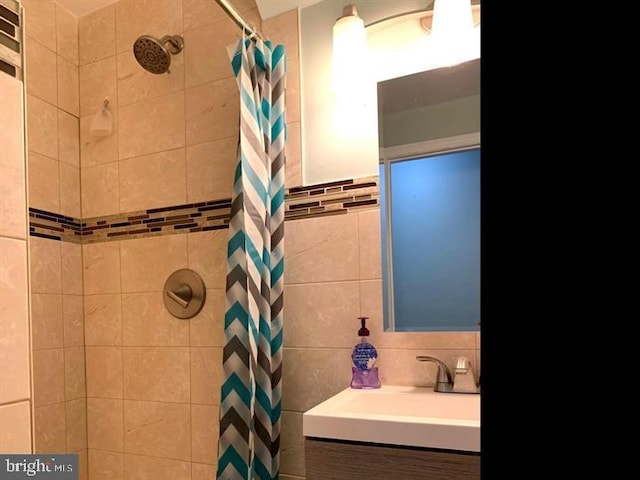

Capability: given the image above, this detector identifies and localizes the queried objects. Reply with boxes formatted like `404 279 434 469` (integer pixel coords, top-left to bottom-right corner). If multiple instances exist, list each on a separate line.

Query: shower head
133 34 184 75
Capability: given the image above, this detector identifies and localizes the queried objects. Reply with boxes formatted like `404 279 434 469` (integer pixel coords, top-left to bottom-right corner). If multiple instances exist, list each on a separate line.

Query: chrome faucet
416 355 480 394
416 356 453 393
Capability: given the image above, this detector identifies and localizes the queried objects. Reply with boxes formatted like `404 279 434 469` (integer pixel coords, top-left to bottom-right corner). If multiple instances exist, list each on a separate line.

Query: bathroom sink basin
302 385 480 452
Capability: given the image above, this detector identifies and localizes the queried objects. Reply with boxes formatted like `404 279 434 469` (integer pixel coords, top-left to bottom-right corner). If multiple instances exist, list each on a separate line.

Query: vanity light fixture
332 4 369 100
332 0 480 89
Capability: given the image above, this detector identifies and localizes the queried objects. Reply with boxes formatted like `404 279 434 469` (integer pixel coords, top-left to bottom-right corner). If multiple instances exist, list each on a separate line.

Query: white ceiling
55 0 323 19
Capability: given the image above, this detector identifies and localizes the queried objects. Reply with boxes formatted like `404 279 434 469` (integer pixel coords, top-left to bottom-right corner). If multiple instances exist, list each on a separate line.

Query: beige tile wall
21 0 85 471
0 55 32 452
23 0 81 220
82 230 226 479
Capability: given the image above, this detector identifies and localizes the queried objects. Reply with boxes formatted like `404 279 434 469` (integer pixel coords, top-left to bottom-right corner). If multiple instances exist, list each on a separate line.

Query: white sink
302 385 480 452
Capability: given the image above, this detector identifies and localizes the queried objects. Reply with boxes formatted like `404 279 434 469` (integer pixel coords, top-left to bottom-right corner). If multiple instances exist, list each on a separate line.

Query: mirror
378 58 480 332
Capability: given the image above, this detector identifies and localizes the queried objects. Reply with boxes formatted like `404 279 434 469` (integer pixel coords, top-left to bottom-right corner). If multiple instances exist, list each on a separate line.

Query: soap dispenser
350 316 381 389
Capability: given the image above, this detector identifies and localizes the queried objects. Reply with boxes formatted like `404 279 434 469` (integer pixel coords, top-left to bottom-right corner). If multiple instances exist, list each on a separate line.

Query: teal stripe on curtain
217 34 286 480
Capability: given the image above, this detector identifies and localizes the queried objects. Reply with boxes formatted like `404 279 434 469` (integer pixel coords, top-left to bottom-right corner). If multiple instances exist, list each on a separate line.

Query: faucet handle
452 356 480 394
455 355 470 374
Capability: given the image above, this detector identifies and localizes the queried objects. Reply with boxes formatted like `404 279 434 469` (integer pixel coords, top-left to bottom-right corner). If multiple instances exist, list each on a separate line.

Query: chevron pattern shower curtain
216 36 286 480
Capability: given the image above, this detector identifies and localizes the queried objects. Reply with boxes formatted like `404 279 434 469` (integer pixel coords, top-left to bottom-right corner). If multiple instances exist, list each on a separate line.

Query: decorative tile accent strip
28 176 379 244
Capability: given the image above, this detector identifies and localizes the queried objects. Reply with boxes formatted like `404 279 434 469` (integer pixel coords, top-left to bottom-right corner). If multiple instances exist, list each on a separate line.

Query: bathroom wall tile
183 0 226 31
281 348 352 412
0 74 26 239
280 411 305 477
77 450 88 480
32 348 65 406
84 294 122 345
79 5 116 65
262 9 299 60
185 137 236 204
358 209 382 279
63 294 84 347
283 282 359 349
120 234 188 293
57 56 80 117
187 230 228 289
21 0 56 51
85 346 123 398
0 401 32 453
118 148 187 213
56 2 79 65
184 20 238 89
118 91 185 160
29 236 62 294
83 241 121 295
26 94 59 159
80 109 119 167
124 454 191 480
284 213 359 284
191 404 218 464
65 346 86 400
31 293 64 350
285 57 300 124
66 398 88 452
190 347 222 405
189 288 225 347
58 110 80 168
183 0 261 32
122 292 189 346
28 151 60 212
123 347 190 403
0 239 30 404
87 398 124 451
79 56 117 118
185 78 238 146
25 37 58 105
191 463 217 480
123 400 191 461
88 450 123 480
33 402 66 453
59 163 81 220
284 121 301 187
115 0 183 54
117 50 184 107
81 162 119 218
61 242 83 295
378 348 477 388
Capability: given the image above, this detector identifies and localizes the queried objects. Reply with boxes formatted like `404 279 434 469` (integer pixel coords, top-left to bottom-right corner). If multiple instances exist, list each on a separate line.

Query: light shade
90 98 112 137
430 0 479 67
332 5 369 101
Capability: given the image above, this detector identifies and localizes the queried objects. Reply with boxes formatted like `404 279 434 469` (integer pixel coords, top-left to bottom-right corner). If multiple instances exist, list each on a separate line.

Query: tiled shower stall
3 0 479 479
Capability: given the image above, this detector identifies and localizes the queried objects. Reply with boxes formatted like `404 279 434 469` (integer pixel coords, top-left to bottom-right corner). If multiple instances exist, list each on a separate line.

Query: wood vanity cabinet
304 437 480 480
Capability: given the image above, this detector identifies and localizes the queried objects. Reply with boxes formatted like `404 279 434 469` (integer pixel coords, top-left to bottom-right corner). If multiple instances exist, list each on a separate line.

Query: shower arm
158 35 184 54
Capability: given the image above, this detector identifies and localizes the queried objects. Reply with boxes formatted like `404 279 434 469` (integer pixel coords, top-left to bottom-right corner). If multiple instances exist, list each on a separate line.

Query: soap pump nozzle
357 316 370 337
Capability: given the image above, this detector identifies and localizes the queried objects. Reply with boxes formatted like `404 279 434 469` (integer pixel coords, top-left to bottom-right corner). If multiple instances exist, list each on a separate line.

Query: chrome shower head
133 34 184 75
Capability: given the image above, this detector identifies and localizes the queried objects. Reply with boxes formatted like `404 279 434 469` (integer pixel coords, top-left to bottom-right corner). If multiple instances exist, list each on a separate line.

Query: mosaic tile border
28 176 379 244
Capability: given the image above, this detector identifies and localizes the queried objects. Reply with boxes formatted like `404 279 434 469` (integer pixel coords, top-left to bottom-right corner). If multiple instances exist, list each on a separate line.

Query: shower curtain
217 35 286 480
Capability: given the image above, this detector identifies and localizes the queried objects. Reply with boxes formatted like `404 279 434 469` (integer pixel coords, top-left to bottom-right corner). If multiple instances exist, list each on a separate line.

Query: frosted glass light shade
332 5 369 100
90 105 112 137
430 0 478 67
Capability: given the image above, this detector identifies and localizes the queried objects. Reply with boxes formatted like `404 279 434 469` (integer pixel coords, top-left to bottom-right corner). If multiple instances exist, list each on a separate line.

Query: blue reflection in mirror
381 148 480 332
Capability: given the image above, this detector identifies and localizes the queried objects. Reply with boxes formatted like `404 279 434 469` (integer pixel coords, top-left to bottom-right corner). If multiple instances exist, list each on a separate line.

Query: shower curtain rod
215 0 264 40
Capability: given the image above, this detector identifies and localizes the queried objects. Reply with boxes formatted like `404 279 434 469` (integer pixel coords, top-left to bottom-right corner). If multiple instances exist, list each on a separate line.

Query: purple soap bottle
350 316 381 389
